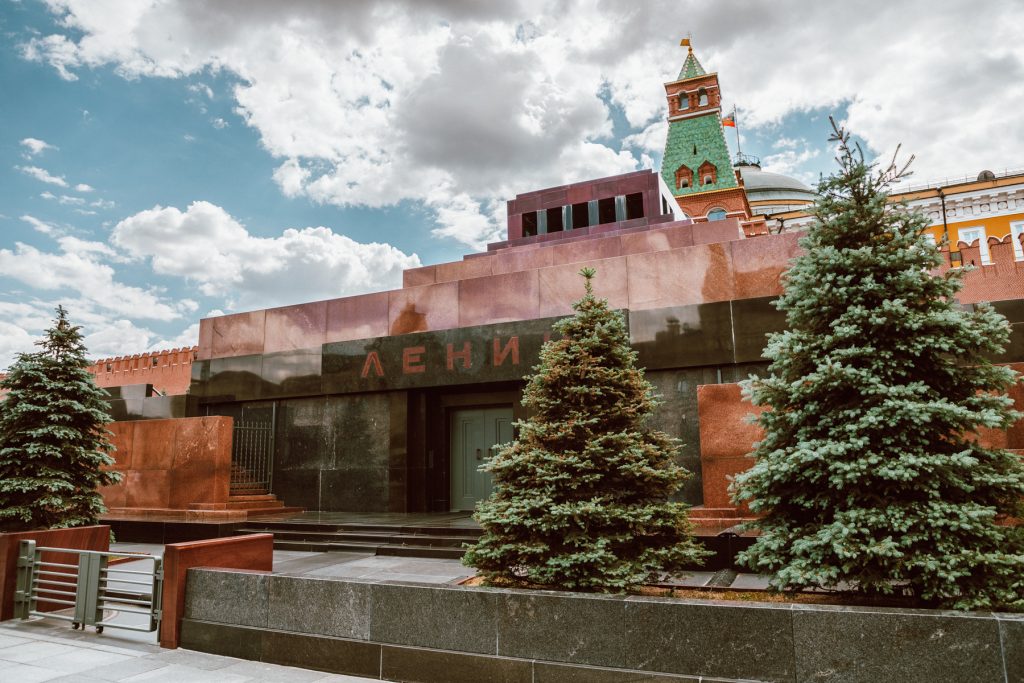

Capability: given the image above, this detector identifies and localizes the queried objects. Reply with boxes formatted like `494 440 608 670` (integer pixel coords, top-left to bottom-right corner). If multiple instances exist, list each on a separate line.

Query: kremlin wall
49 43 1024 526
88 346 197 397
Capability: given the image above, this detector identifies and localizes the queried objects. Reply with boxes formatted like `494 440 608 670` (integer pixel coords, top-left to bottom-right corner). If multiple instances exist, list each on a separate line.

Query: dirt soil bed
459 575 917 608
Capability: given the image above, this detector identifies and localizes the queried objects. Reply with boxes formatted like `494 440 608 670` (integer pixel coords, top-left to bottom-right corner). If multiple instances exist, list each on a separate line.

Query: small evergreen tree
0 306 120 531
464 268 709 590
733 120 1024 609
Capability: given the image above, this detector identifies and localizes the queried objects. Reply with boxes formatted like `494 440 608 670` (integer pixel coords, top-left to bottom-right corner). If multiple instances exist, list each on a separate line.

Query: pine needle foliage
0 306 120 531
733 120 1024 609
464 268 710 591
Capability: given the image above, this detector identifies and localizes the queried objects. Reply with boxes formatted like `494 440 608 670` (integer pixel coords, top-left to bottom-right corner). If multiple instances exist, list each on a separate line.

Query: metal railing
14 540 163 634
231 416 275 494
892 167 1024 195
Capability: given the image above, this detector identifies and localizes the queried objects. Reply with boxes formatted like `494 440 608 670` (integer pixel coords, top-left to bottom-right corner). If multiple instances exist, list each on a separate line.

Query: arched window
697 87 708 106
707 207 727 221
675 164 693 190
698 161 717 186
678 92 689 111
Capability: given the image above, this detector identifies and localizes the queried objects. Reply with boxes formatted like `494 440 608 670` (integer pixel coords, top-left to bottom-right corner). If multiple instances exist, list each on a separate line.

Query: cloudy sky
2 0 1022 368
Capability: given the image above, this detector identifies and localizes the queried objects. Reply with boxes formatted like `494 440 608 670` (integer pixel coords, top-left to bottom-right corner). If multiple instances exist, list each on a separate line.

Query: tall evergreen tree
0 306 119 531
733 120 1024 609
464 268 709 590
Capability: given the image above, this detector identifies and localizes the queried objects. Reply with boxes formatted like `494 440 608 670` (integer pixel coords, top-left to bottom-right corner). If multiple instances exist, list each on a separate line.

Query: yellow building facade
765 169 1024 263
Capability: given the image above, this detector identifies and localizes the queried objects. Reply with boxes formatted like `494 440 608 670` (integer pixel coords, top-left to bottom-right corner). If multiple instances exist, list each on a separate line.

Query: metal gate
14 540 163 634
231 407 275 494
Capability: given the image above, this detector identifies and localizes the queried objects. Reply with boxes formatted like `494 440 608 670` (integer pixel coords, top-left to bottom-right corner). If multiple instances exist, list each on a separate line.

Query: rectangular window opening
625 192 644 220
522 211 538 237
572 202 589 229
597 197 616 225
545 207 564 233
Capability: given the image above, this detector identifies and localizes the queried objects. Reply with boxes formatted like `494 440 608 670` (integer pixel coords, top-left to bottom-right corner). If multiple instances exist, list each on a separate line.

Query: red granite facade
695 364 1024 526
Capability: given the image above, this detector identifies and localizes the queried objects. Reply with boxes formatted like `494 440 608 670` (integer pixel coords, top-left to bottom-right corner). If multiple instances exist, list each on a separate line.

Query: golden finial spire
680 34 693 53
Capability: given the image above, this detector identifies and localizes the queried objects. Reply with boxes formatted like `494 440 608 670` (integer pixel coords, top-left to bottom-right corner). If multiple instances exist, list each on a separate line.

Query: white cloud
761 140 821 185
20 137 57 156
188 82 213 98
83 320 155 359
58 194 86 205
0 321 37 369
148 321 200 351
211 117 228 129
20 214 57 235
74 183 94 192
90 198 116 209
17 165 68 187
18 0 1024 245
40 191 57 200
110 200 421 310
0 241 188 321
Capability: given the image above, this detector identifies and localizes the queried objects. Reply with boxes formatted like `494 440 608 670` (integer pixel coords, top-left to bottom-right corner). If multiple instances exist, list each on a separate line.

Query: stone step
268 539 467 559
227 499 284 510
688 506 747 519
239 528 474 548
236 506 304 517
240 521 481 538
228 494 279 502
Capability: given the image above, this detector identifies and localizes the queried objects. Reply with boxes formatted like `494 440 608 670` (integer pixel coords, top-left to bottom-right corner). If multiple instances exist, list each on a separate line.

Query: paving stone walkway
110 542 769 589
0 618 377 683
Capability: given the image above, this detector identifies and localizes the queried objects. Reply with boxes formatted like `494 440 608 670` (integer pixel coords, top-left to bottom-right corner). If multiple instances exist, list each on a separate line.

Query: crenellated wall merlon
87 346 198 395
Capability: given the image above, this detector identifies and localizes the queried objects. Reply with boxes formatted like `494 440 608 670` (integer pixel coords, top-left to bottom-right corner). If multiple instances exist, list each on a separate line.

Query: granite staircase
235 520 482 559
687 506 756 535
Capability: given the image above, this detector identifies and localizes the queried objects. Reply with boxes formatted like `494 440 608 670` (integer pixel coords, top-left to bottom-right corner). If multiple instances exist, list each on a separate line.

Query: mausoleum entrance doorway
449 406 513 511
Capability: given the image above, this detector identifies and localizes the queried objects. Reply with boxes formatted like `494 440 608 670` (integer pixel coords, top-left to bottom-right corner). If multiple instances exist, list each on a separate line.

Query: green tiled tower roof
678 49 705 81
660 44 736 198
660 109 737 197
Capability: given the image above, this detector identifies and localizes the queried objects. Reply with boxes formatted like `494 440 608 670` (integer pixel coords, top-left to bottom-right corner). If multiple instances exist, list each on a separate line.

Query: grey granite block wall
182 569 270 628
790 605 1008 683
369 582 500 654
268 574 372 640
624 596 794 681
183 568 1024 683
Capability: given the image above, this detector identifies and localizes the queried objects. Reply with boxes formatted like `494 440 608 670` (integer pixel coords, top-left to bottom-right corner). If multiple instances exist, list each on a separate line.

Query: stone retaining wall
179 568 1022 683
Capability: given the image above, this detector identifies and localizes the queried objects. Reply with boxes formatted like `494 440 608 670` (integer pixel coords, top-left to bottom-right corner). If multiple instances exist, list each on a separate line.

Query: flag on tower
680 37 691 47
722 114 736 127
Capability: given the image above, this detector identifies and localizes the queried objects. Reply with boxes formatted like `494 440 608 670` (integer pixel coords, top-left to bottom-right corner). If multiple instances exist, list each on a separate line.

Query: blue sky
2 0 1022 367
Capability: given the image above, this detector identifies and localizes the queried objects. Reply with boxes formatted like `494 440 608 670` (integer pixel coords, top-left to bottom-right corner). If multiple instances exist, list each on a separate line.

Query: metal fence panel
14 540 163 634
231 410 275 494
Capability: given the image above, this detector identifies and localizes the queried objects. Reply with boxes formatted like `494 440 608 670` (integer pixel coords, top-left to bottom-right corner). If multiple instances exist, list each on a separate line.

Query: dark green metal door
450 406 513 511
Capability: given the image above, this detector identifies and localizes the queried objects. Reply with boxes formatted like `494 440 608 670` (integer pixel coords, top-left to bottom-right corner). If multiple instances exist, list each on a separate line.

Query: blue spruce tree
0 306 120 531
464 268 709 590
734 120 1024 609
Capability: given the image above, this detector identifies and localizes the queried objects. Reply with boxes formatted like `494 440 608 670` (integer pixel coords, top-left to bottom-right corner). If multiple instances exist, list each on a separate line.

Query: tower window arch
678 92 689 111
697 87 708 106
707 207 727 221
675 164 693 190
698 160 718 186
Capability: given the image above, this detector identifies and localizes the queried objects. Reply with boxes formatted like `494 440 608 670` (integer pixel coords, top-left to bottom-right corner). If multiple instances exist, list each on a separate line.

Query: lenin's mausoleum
77 45 1024 542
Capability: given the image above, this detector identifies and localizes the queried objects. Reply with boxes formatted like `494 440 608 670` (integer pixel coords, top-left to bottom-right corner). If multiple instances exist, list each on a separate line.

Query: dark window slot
522 211 539 237
597 197 617 225
625 193 644 220
546 207 564 232
572 202 590 229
